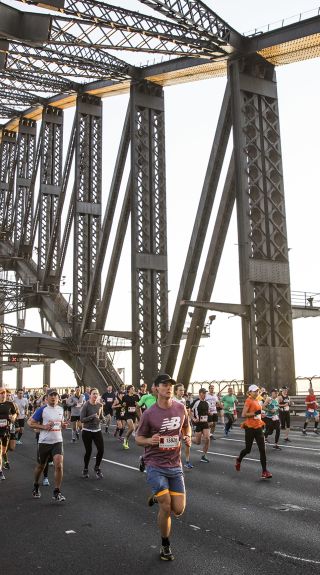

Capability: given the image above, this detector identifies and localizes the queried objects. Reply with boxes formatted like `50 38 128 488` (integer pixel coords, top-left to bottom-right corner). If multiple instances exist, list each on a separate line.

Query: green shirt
221 394 237 414
137 394 157 409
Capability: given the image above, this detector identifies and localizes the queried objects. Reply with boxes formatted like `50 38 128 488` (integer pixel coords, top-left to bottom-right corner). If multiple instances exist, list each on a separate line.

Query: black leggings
264 419 280 443
238 427 266 471
82 430 104 469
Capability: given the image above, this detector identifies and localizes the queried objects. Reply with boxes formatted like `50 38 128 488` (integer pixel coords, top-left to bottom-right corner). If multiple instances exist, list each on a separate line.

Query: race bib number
0 418 7 428
159 435 180 450
76 402 83 408
308 408 315 413
52 422 61 431
254 414 262 420
107 398 113 402
272 415 279 421
128 406 136 413
200 415 208 422
284 406 289 412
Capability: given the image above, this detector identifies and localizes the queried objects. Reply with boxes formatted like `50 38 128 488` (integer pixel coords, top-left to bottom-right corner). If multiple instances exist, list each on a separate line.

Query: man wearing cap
136 373 191 562
28 389 68 501
235 385 272 480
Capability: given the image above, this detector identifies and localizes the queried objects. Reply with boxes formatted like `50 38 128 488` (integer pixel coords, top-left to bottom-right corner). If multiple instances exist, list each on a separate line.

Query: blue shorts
305 410 319 419
146 466 185 497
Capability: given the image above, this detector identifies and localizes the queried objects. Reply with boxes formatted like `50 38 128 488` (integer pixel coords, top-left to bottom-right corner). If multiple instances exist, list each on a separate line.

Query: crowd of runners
0 378 319 560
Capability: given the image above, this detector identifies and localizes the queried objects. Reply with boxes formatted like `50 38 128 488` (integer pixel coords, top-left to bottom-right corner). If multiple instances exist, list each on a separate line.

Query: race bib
308 408 315 413
284 406 289 412
0 418 7 428
159 435 180 450
128 406 136 413
254 414 262 420
76 402 83 408
200 415 208 422
107 398 113 402
52 421 61 431
272 415 279 421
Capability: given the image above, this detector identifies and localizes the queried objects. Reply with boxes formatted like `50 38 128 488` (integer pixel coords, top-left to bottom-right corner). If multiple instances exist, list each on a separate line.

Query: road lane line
196 449 260 462
274 551 320 565
219 438 320 452
102 458 139 472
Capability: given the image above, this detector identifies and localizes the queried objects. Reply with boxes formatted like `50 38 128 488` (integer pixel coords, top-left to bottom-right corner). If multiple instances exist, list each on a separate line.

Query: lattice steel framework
131 81 168 386
229 56 295 388
73 94 102 338
38 106 63 278
0 0 319 390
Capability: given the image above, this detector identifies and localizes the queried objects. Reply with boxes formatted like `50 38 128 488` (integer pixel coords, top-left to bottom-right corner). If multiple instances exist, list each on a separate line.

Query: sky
2 0 320 389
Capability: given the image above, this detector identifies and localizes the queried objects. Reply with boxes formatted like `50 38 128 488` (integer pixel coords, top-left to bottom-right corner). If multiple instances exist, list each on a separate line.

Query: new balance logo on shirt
159 417 181 432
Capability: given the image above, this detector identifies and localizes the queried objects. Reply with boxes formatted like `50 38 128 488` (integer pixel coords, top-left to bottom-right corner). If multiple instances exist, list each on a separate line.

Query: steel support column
38 106 63 281
73 94 102 340
0 130 16 234
130 80 168 387
14 118 36 251
229 55 295 391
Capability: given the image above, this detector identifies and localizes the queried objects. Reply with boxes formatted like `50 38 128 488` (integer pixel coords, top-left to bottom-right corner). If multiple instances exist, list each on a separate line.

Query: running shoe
261 470 272 479
82 468 89 478
210 434 216 440
272 444 281 450
200 455 209 463
123 440 129 450
105 426 109 434
184 462 194 469
264 437 270 443
16 440 22 445
302 429 307 435
235 458 241 472
139 456 145 472
52 491 66 502
48 461 54 466
95 468 103 479
224 428 229 437
3 461 10 470
32 488 41 498
313 429 319 434
160 545 174 561
284 437 291 442
71 438 76 443
42 477 50 486
76 431 80 440
0 471 5 481
147 495 158 507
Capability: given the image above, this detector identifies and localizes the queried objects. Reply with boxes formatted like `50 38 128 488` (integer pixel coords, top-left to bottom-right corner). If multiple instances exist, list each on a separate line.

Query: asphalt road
1 422 320 575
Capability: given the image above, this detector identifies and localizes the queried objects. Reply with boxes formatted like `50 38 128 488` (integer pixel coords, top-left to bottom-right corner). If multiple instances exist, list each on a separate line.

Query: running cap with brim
47 388 59 396
154 373 176 386
271 388 278 393
248 384 259 392
281 386 288 390
199 388 207 393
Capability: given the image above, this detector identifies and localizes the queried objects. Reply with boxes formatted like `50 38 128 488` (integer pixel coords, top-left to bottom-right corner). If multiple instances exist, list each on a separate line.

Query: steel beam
130 80 168 387
229 54 295 392
0 130 16 233
164 82 232 376
38 106 63 280
73 94 102 339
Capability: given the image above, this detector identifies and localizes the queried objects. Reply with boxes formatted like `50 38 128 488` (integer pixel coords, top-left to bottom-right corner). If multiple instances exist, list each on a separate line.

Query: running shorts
146 466 185 497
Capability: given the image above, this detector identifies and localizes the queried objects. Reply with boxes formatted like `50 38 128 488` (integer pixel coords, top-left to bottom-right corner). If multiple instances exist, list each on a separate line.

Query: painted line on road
102 458 139 472
274 551 320 565
219 438 320 452
197 449 259 462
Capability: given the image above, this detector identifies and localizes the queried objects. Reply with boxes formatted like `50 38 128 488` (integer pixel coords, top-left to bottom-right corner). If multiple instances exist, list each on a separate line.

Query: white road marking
190 525 201 530
219 437 320 452
196 449 260 462
274 551 320 565
65 530 76 534
102 458 139 472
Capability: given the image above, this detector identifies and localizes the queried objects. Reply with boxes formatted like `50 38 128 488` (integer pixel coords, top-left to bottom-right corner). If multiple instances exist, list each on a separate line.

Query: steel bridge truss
1 0 319 391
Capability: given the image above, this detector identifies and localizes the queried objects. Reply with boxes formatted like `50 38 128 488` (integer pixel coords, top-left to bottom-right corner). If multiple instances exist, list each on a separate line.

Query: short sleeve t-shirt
14 397 29 418
0 401 17 434
221 395 237 414
32 404 64 444
305 395 318 411
137 402 187 468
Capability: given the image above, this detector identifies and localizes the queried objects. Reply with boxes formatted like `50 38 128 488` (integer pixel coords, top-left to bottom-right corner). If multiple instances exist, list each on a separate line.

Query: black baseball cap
271 388 278 393
154 373 176 386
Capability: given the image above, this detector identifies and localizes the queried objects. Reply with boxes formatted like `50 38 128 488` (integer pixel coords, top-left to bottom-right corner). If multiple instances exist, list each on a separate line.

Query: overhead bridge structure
0 0 320 392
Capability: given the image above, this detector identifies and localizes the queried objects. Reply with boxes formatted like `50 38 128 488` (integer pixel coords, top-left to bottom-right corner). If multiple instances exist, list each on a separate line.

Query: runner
235 384 272 479
263 389 281 449
136 373 191 561
14 389 29 444
66 385 85 442
220 387 238 436
137 384 158 472
122 385 139 449
174 383 193 469
101 384 115 434
206 384 220 440
278 386 293 441
80 388 104 479
302 387 319 435
61 389 70 420
0 388 17 479
112 390 126 440
190 388 210 463
28 388 68 501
